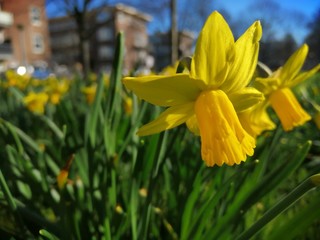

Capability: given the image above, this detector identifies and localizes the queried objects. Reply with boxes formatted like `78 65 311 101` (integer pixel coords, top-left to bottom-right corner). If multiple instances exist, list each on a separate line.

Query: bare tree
305 9 320 67
178 0 215 32
46 0 107 78
170 0 178 64
246 0 307 41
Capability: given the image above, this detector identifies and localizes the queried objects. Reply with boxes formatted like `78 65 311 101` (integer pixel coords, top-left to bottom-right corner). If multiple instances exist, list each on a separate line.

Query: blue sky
214 0 320 43
46 0 320 44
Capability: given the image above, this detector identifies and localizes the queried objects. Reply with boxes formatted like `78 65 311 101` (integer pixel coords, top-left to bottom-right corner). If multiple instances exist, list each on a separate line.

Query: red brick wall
2 0 51 66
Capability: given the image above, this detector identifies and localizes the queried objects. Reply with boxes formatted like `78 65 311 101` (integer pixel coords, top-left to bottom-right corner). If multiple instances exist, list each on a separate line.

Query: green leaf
39 115 64 140
268 191 320 239
0 170 17 211
39 229 60 240
180 168 203 240
242 140 312 210
84 74 105 147
237 173 320 240
3 120 42 153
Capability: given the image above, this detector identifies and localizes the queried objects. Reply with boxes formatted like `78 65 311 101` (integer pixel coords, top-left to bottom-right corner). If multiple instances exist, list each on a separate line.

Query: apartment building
0 4 13 70
1 0 51 69
49 4 151 73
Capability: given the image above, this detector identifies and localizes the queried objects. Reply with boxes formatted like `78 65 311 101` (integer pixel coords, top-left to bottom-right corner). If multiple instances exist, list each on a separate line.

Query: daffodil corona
195 90 255 166
269 88 310 131
123 11 264 166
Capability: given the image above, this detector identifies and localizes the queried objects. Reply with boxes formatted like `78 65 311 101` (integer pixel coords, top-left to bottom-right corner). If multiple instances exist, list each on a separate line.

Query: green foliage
0 33 319 239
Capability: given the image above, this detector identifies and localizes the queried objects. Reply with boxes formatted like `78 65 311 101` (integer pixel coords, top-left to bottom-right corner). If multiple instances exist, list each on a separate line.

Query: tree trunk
80 39 91 79
170 0 178 65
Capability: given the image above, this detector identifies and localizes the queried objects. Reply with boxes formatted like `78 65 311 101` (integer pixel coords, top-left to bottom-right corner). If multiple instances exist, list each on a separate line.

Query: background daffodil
254 44 320 131
123 11 263 167
23 92 49 114
238 101 276 138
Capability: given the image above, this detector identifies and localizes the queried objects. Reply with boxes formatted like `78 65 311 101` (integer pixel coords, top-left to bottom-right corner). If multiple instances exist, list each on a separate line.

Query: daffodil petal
238 102 276 138
137 102 194 136
223 21 262 92
253 77 281 95
186 114 200 136
287 64 320 87
280 44 308 85
228 87 264 112
123 74 201 107
190 11 234 87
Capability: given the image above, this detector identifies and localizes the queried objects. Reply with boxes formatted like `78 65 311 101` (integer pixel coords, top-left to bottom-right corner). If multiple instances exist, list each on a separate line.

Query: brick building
1 0 51 70
0 4 13 70
49 4 151 73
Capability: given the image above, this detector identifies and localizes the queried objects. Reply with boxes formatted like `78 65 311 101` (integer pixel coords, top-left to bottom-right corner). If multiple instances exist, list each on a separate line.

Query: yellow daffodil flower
103 73 110 87
238 102 276 138
5 70 30 89
123 11 264 167
23 92 49 114
82 84 97 104
57 154 74 190
254 44 320 131
160 61 180 75
123 96 133 115
46 79 69 104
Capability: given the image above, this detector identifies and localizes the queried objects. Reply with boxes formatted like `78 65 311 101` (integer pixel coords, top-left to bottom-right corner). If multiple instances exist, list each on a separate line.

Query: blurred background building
3 0 316 76
0 3 13 72
0 0 195 75
49 4 152 73
0 0 51 72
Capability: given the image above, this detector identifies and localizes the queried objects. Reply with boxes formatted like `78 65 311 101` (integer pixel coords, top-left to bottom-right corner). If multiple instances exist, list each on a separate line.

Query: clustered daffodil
238 101 276 138
123 11 264 167
23 92 49 114
253 44 320 132
4 70 30 89
46 79 69 104
82 84 97 104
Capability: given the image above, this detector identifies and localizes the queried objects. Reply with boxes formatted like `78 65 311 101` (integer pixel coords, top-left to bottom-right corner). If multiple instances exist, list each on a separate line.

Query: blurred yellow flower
115 204 124 214
57 154 74 190
82 84 97 104
23 92 49 114
238 102 276 138
46 79 69 104
123 11 263 167
88 72 97 82
139 188 148 197
103 73 110 87
5 70 30 89
254 44 320 131
123 96 133 115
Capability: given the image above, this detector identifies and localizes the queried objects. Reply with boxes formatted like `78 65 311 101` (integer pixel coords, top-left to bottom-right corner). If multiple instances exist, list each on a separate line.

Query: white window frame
32 33 44 54
30 6 41 26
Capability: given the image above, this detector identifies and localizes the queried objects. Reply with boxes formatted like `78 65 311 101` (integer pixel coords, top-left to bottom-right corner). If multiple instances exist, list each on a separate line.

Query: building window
30 6 41 25
98 45 114 60
97 27 113 41
32 33 44 54
134 33 147 48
